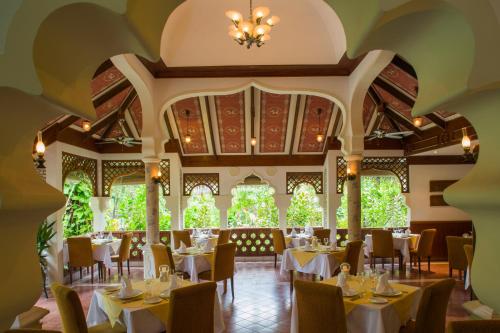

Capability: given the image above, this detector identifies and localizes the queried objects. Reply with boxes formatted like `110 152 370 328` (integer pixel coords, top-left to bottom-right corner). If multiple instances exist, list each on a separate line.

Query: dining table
364 233 419 264
290 276 422 333
63 237 122 270
173 247 213 282
284 233 313 248
87 278 225 333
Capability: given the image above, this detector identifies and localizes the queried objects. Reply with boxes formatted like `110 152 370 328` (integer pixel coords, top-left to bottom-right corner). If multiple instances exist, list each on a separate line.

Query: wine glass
323 238 330 247
144 278 154 299
175 272 184 285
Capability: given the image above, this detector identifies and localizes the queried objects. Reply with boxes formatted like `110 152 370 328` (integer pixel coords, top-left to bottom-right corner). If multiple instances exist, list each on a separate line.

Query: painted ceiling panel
129 96 143 136
171 97 208 154
298 96 333 153
259 92 291 153
215 92 246 154
91 66 125 97
379 63 418 98
95 86 132 119
363 95 376 132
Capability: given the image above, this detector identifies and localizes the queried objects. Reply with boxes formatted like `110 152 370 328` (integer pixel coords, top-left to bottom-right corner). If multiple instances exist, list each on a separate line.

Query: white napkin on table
375 272 393 294
119 277 133 297
178 241 187 253
290 228 297 237
405 229 411 236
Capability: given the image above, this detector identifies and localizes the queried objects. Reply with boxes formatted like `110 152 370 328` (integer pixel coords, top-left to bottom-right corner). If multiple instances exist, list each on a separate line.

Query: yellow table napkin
290 249 319 267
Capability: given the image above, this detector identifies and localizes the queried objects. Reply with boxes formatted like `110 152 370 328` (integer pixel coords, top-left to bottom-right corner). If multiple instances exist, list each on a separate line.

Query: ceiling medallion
226 0 280 49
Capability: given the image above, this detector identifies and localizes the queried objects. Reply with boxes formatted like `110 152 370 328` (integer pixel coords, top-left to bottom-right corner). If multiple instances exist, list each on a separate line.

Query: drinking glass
175 272 184 285
323 238 330 247
144 278 154 299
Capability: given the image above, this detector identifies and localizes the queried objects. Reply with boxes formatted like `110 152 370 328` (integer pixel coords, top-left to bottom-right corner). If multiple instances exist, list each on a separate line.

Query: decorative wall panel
62 152 98 195
337 156 409 193
159 159 171 196
286 172 323 194
183 173 219 196
102 160 144 196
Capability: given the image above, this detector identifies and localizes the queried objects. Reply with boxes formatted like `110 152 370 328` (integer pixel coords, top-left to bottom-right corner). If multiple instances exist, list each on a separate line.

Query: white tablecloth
364 234 419 263
280 248 342 279
63 239 122 269
290 283 422 333
191 235 218 249
87 281 225 333
174 252 212 282
285 234 312 248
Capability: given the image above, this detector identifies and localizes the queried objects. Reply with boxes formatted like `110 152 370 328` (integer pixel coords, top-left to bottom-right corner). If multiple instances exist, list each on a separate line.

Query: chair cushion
88 322 126 333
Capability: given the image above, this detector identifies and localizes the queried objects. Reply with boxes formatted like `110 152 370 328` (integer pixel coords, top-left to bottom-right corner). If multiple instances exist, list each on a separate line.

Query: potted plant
37 219 56 298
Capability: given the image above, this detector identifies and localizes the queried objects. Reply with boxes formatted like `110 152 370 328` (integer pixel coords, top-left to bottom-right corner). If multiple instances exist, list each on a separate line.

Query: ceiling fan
367 129 414 141
96 118 142 147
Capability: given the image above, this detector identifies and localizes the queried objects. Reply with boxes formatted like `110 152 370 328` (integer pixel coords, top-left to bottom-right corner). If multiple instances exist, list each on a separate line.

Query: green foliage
105 184 171 231
336 176 409 228
228 185 278 228
37 219 56 268
63 176 93 237
287 184 323 227
184 186 220 228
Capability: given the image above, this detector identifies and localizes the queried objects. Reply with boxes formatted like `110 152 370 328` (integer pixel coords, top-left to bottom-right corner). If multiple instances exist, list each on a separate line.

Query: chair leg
80 267 82 279
391 256 394 272
108 268 111 279
127 259 130 275
427 256 431 272
274 253 277 268
382 258 385 269
418 257 421 274
290 271 294 293
449 266 452 277
69 267 72 284
223 279 227 294
231 277 234 299
91 265 94 284
464 269 467 284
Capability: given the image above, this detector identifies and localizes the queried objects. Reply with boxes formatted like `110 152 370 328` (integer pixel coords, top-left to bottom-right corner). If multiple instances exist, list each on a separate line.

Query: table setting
172 241 214 282
364 230 419 264
63 233 122 270
290 267 422 333
87 273 225 333
191 229 219 249
284 227 316 248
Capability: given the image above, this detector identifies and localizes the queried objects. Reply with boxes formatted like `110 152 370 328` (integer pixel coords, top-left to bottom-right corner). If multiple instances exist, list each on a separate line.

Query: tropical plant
287 183 323 227
228 185 278 228
184 186 220 228
336 176 409 228
62 176 93 237
37 219 56 298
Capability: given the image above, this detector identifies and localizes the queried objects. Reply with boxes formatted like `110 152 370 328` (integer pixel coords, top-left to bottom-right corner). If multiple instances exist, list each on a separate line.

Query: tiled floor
36 261 470 332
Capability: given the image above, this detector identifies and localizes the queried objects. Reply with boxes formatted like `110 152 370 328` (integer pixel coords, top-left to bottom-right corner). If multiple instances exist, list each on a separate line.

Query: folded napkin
119 277 133 297
290 228 297 237
178 241 187 253
375 272 393 294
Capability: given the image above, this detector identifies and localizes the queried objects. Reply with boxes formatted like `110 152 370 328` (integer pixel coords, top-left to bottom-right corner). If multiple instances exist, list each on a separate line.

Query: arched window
183 185 220 229
287 183 323 227
336 175 409 228
62 171 94 237
228 184 278 228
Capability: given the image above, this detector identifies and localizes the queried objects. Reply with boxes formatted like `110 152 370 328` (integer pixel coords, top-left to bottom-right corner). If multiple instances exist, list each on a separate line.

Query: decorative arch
183 173 219 196
336 156 409 194
102 160 144 197
286 172 323 195
61 152 98 195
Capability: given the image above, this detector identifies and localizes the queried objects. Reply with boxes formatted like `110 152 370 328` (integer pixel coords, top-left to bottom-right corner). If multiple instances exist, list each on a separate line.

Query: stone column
215 195 232 229
275 194 291 231
89 197 110 232
142 158 161 278
346 155 362 241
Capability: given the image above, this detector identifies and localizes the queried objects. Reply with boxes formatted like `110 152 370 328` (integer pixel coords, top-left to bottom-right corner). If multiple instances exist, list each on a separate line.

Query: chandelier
225 0 280 49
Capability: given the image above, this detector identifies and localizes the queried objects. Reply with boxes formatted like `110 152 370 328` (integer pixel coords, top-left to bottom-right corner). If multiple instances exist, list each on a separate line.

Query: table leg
290 271 294 293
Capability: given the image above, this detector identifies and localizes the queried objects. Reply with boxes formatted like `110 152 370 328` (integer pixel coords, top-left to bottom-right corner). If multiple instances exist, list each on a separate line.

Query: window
228 185 278 228
287 183 323 227
105 184 171 231
336 176 409 228
62 172 93 237
183 185 219 229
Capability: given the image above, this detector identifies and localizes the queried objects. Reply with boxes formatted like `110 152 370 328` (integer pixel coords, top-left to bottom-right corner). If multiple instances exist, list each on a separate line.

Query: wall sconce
346 167 356 181
152 170 162 184
34 131 46 169
250 137 257 146
461 128 471 154
82 120 91 132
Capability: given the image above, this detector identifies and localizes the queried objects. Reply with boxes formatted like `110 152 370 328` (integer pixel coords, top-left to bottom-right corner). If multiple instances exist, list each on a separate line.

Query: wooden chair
198 242 237 299
271 229 287 268
313 228 331 242
50 283 126 333
294 280 347 333
371 230 400 272
172 230 192 249
7 330 60 333
410 229 437 274
340 240 363 275
217 229 231 245
400 278 455 333
167 282 217 333
151 243 170 278
67 237 96 284
447 320 500 333
110 233 132 277
446 236 473 280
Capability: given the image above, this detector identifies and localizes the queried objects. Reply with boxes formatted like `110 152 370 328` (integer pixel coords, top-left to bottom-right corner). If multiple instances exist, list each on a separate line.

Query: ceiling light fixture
315 108 324 143
184 110 192 144
412 117 423 128
226 0 279 49
251 137 257 146
82 120 91 132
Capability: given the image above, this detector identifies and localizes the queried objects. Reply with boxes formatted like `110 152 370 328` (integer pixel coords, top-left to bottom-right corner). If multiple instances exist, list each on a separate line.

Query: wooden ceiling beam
424 113 446 129
85 112 119 138
374 77 415 107
92 79 131 108
384 106 423 137
391 55 417 79
41 115 81 146
93 59 114 78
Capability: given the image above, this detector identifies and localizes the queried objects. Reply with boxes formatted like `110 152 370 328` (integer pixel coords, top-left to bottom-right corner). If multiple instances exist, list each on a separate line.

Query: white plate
115 289 143 300
144 296 163 304
373 290 403 297
104 285 120 292
342 289 360 297
370 297 389 304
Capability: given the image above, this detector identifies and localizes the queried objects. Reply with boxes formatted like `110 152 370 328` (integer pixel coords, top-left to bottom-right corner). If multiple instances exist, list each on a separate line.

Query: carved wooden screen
102 160 144 196
336 156 409 193
183 173 219 196
286 172 323 194
159 159 170 196
62 152 98 195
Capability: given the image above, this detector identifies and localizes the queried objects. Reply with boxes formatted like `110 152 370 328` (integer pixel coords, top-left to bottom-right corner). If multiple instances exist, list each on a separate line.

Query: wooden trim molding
430 195 448 206
429 180 458 192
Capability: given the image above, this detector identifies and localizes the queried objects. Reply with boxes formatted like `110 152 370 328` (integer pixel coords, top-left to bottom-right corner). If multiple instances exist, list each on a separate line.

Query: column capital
344 154 363 162
142 157 161 164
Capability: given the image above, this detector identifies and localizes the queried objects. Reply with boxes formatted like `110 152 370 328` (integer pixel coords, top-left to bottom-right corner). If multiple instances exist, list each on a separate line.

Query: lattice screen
286 172 323 194
102 160 144 196
62 152 98 195
336 156 409 193
159 159 170 196
183 173 219 196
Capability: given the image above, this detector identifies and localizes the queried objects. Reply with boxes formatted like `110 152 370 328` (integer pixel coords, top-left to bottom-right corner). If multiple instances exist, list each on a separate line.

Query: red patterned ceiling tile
106 121 125 138
379 116 394 132
214 92 246 154
129 96 143 135
379 63 418 98
95 86 132 119
363 95 376 131
298 96 333 153
91 66 125 97
260 92 291 153
171 97 208 154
